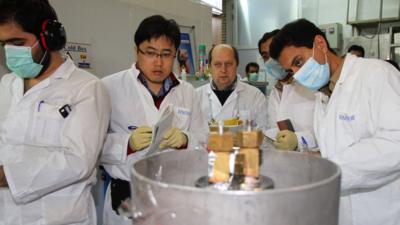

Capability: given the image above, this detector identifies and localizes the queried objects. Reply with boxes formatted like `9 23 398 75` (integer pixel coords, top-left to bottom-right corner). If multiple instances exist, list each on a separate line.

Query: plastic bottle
198 43 206 80
181 67 187 81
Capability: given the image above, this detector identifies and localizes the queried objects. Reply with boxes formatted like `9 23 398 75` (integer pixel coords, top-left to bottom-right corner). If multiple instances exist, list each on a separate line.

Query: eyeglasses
138 48 176 60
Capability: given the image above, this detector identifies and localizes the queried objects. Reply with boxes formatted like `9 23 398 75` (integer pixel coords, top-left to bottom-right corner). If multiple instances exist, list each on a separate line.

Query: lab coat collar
206 80 246 110
234 80 247 93
336 54 358 86
210 78 237 91
131 62 180 85
49 57 76 80
10 58 76 99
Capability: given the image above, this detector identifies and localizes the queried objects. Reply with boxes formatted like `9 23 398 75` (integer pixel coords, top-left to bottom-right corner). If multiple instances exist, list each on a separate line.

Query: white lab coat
0 58 111 225
196 81 267 132
257 56 276 96
266 81 317 150
101 65 208 225
314 54 400 225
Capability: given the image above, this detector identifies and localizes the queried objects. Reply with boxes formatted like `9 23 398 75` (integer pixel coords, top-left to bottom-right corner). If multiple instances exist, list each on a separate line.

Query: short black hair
245 62 259 73
208 44 239 65
347 45 365 57
270 18 334 60
258 29 280 54
0 0 58 38
134 15 181 50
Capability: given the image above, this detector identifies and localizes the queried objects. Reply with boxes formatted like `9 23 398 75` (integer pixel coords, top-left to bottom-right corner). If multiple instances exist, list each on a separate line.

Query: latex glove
129 126 152 151
159 127 188 149
273 130 298 151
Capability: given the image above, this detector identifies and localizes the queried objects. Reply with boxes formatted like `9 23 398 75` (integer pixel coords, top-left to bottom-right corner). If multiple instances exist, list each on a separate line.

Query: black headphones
39 19 66 51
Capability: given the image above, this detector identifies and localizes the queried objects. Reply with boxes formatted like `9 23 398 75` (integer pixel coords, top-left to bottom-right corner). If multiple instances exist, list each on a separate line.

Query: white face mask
293 44 330 91
248 72 259 81
4 41 44 78
264 58 288 80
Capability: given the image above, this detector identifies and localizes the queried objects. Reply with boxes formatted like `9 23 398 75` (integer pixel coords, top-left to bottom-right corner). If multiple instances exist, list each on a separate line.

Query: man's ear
313 35 329 54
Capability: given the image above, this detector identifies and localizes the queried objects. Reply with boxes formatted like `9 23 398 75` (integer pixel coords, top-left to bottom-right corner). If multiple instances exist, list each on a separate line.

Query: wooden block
209 152 230 183
237 130 262 148
208 132 233 152
240 148 259 177
234 153 245 175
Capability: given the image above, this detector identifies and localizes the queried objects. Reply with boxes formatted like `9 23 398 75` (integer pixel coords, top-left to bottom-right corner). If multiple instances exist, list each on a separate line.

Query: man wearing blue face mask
270 18 400 225
0 0 111 224
261 30 317 152
258 30 281 95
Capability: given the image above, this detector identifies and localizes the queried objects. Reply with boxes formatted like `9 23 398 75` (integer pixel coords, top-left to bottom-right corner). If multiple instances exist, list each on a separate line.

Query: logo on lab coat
338 113 355 121
176 107 191 116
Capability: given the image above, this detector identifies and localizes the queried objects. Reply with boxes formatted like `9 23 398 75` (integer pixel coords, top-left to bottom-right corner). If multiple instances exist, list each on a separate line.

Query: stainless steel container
130 150 341 225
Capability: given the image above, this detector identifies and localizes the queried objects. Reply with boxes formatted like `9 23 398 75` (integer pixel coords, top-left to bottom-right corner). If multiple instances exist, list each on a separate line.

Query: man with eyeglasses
100 15 208 225
197 44 267 138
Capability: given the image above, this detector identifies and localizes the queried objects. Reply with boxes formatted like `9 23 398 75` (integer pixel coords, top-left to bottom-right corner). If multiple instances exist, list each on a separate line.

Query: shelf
348 17 400 26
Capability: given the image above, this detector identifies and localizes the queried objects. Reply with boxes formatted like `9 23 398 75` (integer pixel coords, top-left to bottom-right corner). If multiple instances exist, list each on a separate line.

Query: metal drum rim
131 150 341 196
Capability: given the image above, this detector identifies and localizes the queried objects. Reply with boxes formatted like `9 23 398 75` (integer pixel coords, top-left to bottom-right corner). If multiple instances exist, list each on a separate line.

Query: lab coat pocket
30 103 64 147
174 107 191 129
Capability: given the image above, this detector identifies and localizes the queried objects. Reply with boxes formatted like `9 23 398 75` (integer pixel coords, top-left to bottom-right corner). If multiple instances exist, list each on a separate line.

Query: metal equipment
130 149 340 225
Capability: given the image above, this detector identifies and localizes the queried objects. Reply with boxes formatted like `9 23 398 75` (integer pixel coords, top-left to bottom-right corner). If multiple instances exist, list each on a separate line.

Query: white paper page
146 106 174 156
263 128 278 143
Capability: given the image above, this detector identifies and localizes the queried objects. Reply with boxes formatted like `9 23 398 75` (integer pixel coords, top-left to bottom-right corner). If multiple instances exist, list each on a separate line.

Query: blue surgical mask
4 41 44 78
248 72 259 81
264 58 288 80
293 45 330 91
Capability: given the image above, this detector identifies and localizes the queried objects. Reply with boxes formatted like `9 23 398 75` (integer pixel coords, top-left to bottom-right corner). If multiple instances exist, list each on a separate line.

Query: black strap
110 178 131 215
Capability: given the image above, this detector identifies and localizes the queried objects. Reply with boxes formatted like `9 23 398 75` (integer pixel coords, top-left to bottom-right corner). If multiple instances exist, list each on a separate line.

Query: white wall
301 0 352 54
233 0 299 76
301 0 400 59
50 0 212 78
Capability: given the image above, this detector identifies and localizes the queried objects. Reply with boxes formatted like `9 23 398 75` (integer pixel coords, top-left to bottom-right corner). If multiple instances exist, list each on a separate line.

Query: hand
0 166 8 187
273 130 298 151
129 126 152 151
159 127 188 149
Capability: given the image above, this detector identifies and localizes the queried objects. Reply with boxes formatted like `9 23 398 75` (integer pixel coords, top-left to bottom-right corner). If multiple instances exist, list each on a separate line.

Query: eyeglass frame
137 47 176 60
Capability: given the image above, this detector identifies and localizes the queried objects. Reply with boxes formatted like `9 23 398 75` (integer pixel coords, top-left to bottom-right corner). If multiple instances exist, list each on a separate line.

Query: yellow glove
129 126 152 151
273 130 298 151
159 127 188 149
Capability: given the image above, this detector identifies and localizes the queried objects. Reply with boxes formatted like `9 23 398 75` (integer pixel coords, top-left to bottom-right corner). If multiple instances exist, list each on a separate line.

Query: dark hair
0 0 58 38
385 59 400 71
270 18 334 60
208 44 239 65
347 45 365 57
258 29 280 54
134 15 181 50
245 62 259 73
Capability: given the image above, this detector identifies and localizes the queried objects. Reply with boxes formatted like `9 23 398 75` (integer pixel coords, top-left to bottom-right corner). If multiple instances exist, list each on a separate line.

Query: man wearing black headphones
0 0 111 224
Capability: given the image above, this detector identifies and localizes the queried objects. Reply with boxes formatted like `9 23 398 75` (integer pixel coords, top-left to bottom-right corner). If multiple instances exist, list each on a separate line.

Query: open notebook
145 105 174 156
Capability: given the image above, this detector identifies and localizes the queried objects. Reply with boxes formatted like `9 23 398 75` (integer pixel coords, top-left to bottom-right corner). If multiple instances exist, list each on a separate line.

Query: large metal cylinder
130 149 341 225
